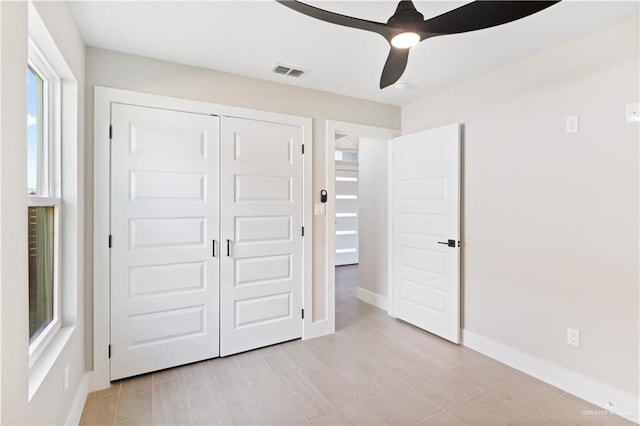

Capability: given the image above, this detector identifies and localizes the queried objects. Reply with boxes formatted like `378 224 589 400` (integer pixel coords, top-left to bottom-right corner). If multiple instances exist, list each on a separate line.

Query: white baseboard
65 371 91 425
462 329 639 424
305 319 333 340
357 287 389 311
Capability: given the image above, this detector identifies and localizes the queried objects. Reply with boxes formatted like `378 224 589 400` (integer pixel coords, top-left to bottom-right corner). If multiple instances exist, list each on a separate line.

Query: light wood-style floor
81 265 632 425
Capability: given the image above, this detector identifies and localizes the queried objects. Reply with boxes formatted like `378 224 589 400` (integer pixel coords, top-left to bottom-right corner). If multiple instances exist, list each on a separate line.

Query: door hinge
108 235 112 248
109 124 112 139
301 309 305 319
301 227 304 237
301 144 305 154
108 344 111 359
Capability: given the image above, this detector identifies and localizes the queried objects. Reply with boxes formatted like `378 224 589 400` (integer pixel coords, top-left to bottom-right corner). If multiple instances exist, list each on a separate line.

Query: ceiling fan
275 0 560 89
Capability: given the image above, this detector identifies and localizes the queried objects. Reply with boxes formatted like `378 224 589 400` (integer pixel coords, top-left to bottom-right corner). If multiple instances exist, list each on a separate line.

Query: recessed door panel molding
235 175 292 202
129 261 206 298
234 292 292 328
130 126 207 158
110 103 220 380
235 255 292 287
129 305 206 346
401 246 447 276
220 116 303 356
400 213 447 237
129 217 205 249
392 123 461 344
396 139 447 167
234 135 293 164
235 216 292 244
400 177 446 200
130 171 206 202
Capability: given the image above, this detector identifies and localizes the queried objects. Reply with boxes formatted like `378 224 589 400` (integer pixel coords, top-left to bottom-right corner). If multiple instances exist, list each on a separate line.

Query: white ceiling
70 1 639 106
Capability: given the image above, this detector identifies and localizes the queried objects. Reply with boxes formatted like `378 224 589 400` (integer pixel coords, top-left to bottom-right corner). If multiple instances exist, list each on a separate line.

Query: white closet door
335 167 359 266
392 124 461 343
110 104 220 380
220 117 303 356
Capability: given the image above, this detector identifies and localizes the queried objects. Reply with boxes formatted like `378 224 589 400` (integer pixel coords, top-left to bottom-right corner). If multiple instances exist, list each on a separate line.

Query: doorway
326 120 462 345
326 121 400 333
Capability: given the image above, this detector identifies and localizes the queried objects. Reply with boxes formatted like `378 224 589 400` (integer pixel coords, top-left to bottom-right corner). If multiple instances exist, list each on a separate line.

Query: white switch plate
626 103 639 123
567 328 580 348
314 203 326 216
566 115 579 133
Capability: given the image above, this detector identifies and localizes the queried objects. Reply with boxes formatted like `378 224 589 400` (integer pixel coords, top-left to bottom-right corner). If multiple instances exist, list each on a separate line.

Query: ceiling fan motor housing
386 0 425 37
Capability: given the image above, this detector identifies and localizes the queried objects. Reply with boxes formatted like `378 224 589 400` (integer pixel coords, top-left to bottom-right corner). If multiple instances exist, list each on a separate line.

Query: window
26 2 80 397
27 43 61 359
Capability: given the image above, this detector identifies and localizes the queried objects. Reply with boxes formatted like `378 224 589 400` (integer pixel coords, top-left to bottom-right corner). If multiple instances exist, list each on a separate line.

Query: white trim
356 287 389 311
93 86 313 390
26 0 81 400
64 372 91 426
462 329 640 424
326 120 400 336
301 113 313 342
28 325 74 400
307 319 331 339
386 140 395 317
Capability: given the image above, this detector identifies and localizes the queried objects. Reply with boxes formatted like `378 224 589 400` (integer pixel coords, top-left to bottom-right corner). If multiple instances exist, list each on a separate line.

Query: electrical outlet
64 365 69 391
567 328 580 348
566 115 579 133
626 103 639 123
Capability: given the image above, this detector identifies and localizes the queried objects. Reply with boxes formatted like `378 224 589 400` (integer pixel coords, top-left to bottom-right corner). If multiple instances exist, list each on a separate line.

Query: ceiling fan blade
421 1 560 36
275 0 391 38
380 47 410 89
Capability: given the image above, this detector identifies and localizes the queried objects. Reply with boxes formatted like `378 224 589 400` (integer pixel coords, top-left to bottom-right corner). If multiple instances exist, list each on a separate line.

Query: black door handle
212 240 216 257
227 239 231 257
438 239 456 248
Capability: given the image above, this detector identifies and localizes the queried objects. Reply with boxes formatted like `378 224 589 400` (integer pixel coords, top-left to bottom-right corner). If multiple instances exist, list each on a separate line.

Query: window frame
27 38 62 367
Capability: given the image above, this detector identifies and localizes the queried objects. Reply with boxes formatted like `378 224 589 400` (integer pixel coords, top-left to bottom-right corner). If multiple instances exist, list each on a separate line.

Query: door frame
325 121 400 334
93 86 313 391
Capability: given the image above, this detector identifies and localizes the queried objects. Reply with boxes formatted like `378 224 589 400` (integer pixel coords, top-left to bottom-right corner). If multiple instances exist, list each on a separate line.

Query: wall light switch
626 103 639 123
566 115 579 133
314 203 326 216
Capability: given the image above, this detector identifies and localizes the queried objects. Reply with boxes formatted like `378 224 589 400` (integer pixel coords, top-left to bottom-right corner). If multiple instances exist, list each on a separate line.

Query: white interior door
110 104 220 380
335 166 359 266
220 117 303 356
392 123 461 343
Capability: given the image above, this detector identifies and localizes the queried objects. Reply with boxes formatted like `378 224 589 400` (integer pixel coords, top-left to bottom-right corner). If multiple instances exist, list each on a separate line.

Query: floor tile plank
213 364 269 425
251 377 309 425
264 351 335 422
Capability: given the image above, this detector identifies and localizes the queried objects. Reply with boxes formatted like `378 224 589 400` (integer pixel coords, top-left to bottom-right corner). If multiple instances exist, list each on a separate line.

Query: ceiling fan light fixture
390 31 420 49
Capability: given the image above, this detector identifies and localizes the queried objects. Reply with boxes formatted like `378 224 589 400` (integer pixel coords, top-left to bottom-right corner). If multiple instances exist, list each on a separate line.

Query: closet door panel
110 104 220 380
220 117 304 356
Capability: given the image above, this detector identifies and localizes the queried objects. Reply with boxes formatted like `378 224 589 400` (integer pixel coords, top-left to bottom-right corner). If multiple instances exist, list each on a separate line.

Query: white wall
0 1 86 424
84 47 401 365
358 138 389 305
403 16 639 398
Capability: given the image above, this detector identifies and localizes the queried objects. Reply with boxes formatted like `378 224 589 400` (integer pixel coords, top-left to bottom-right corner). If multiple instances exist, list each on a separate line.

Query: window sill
28 324 75 401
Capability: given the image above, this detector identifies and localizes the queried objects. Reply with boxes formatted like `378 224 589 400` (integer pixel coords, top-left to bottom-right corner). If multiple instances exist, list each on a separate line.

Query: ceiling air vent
272 63 309 79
